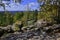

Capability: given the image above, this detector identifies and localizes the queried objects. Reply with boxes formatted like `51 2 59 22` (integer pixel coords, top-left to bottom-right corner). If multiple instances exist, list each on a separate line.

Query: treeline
0 11 38 26
0 6 60 27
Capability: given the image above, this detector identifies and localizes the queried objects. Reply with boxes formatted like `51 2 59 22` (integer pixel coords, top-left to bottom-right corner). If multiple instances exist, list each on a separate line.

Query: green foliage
0 5 59 27
14 24 20 31
4 12 13 25
38 0 60 24
21 11 28 26
0 12 13 26
38 0 59 23
13 12 24 22
0 11 38 27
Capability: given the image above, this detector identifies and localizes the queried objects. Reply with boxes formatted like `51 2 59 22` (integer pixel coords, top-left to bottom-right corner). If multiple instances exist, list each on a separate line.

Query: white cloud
29 2 39 7
28 2 39 10
5 3 28 11
0 2 39 11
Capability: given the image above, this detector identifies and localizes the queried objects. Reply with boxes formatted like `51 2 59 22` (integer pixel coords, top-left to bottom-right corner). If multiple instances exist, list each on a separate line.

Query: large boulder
0 25 14 33
44 24 60 34
34 19 47 28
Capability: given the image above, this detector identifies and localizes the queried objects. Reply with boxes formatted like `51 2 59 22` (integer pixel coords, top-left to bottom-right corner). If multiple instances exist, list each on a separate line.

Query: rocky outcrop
0 25 14 33
0 29 60 40
0 19 60 40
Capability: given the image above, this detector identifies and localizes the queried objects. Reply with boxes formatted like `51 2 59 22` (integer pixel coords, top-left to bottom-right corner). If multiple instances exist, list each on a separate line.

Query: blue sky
0 0 40 11
21 0 38 4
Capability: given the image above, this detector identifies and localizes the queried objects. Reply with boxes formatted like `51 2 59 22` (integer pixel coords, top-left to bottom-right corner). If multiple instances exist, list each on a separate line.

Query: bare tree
0 0 22 11
0 0 5 10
